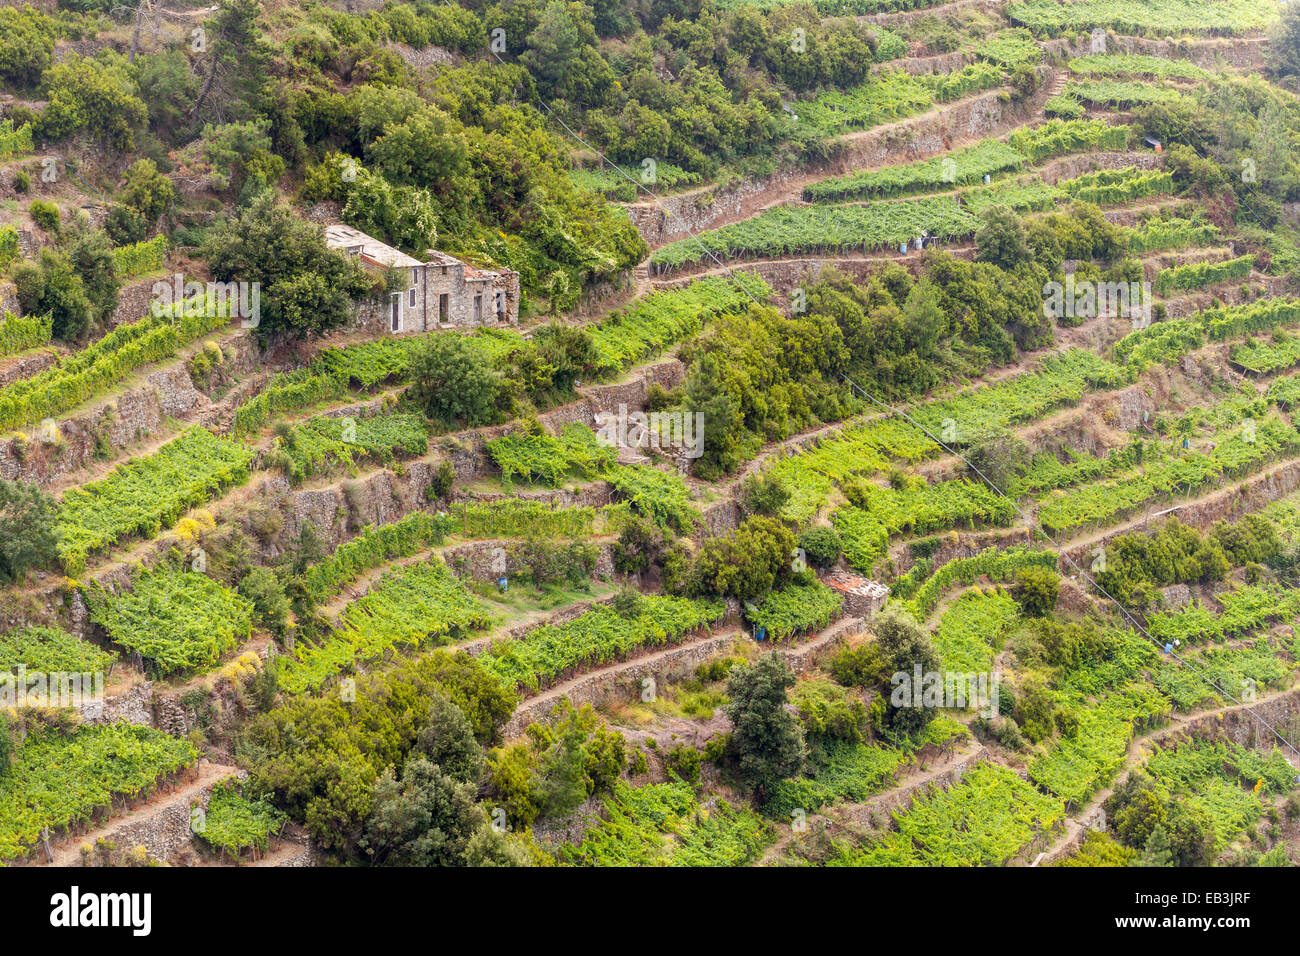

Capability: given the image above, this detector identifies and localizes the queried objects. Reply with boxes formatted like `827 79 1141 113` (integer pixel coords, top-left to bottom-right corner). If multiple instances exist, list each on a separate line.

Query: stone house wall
350 259 521 335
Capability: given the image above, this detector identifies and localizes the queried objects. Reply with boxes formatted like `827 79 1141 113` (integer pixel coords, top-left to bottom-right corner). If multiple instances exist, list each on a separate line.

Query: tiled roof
825 571 889 600
324 224 423 269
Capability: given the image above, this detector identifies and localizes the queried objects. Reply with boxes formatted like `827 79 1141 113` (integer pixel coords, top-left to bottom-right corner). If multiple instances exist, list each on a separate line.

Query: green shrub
663 744 703 785
799 526 843 568
28 200 59 233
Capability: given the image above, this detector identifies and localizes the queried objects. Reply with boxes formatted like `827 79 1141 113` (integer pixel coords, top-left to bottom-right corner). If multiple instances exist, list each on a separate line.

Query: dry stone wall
626 79 1051 247
78 680 154 727
110 277 168 329
443 538 617 584
0 349 58 390
1041 35 1269 69
0 329 259 488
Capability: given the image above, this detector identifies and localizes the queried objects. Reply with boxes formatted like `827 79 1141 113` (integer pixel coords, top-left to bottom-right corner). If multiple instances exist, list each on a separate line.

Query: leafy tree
0 479 58 583
412 691 485 785
484 741 540 825
1141 823 1174 867
520 2 615 107
1272 1 1300 78
611 515 665 575
12 247 92 340
610 586 646 619
724 652 807 798
791 678 868 743
107 159 177 244
0 6 55 89
463 822 535 866
366 107 474 208
419 651 517 744
682 352 744 477
407 333 503 428
485 700 625 826
134 49 199 139
1107 773 1167 849
342 170 440 257
191 120 280 196
64 221 120 324
874 609 941 738
739 472 791 516
360 756 481 866
202 192 372 340
689 515 796 602
36 53 147 151
244 650 513 851
965 434 1028 491
798 526 842 569
1011 675 1057 743
1164 802 1215 867
828 641 886 688
192 0 270 124
120 158 176 224
28 200 59 233
975 205 1033 270
526 324 595 398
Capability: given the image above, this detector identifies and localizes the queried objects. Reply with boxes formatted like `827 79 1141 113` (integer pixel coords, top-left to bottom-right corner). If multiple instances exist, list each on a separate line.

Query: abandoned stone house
324 224 520 333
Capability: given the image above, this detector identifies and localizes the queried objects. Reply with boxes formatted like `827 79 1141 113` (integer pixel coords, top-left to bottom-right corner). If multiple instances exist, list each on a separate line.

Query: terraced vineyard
649 197 980 273
2 0 1299 893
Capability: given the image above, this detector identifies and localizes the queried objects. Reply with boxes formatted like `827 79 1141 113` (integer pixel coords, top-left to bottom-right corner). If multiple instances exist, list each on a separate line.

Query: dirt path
504 625 745 724
647 243 977 286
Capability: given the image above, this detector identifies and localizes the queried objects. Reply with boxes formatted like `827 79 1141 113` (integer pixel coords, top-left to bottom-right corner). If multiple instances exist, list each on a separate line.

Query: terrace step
503 613 863 738
39 759 240 867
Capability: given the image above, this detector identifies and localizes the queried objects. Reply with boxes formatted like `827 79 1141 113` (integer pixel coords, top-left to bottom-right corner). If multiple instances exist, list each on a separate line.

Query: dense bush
799 526 843 569
245 650 515 852
202 192 372 341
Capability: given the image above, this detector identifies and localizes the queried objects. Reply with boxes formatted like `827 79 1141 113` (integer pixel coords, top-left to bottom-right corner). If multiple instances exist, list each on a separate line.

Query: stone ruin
825 570 889 618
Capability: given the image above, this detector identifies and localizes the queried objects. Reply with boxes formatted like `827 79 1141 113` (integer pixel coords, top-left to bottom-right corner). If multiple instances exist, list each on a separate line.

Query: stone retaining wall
0 329 260 488
0 349 58 390
1061 458 1300 569
1040 35 1270 70
627 77 1052 248
78 680 154 727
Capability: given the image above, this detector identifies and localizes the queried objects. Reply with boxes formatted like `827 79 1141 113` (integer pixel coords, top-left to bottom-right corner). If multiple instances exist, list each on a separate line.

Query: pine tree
1142 823 1174 868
